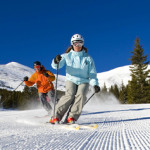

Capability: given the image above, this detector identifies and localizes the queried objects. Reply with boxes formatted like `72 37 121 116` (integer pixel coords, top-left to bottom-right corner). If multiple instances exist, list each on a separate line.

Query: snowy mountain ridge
0 62 34 91
98 65 149 89
0 62 150 91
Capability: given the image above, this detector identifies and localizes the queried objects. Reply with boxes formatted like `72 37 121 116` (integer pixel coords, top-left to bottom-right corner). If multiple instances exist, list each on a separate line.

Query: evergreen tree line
101 37 150 104
0 86 65 110
0 86 39 109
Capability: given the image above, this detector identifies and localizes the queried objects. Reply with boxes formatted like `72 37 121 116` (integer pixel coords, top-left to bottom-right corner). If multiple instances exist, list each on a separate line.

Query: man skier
50 34 100 124
24 61 55 115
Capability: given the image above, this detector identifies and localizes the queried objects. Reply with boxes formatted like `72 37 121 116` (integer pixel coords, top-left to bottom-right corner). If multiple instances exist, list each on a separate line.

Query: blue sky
0 0 150 75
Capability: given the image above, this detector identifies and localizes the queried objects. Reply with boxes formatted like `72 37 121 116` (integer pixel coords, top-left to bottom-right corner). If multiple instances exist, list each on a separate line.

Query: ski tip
75 126 80 130
63 124 80 130
93 124 98 129
88 124 98 129
79 124 98 129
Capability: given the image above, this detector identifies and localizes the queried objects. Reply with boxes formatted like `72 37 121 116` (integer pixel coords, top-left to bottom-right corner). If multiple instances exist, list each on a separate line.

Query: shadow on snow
82 108 150 116
81 108 150 125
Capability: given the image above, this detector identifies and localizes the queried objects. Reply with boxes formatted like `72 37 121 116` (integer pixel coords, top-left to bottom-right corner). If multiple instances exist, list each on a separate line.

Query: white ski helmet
71 34 84 45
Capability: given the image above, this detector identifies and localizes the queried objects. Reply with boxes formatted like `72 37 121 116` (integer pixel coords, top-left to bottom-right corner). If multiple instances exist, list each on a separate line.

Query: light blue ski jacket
51 49 99 86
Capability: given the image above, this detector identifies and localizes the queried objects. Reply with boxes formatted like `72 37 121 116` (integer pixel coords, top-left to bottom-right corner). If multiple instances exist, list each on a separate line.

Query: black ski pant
39 90 54 114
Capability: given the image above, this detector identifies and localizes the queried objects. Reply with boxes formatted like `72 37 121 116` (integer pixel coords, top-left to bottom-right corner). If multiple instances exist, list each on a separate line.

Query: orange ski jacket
24 66 55 93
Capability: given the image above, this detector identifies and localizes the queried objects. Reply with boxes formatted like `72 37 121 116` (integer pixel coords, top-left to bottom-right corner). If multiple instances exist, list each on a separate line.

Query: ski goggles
72 40 84 47
34 65 41 69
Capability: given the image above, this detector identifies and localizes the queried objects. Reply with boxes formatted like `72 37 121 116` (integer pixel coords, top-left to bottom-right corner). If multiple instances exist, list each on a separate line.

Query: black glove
43 72 49 77
54 55 62 64
24 76 29 81
94 85 100 93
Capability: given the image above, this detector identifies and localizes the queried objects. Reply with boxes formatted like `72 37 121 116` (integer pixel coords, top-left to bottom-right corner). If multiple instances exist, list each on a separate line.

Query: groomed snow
0 97 150 150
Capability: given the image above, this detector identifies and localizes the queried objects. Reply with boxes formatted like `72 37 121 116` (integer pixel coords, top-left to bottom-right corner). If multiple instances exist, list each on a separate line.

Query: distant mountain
98 65 150 89
0 62 149 91
0 62 34 91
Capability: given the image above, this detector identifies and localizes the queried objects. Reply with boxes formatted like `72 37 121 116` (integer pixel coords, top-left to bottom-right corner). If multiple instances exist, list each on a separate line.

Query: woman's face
72 41 83 52
73 45 82 52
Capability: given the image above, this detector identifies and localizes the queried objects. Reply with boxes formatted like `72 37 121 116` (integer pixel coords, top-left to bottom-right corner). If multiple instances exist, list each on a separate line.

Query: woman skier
50 34 100 124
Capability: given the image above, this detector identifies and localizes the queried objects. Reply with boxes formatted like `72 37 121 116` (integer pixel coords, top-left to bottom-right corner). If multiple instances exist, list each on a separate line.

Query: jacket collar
70 49 84 56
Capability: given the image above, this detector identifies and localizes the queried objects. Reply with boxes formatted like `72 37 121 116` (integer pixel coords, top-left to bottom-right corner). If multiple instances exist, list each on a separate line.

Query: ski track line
93 109 150 150
106 122 123 150
121 119 130 150
96 129 107 149
124 123 131 148
131 122 150 150
62 116 107 150
80 117 107 150
138 128 150 148
100 118 112 150
135 118 150 149
78 131 100 150
48 130 97 150
95 117 113 150
132 127 145 150
125 107 150 150
121 115 150 150
80 115 121 150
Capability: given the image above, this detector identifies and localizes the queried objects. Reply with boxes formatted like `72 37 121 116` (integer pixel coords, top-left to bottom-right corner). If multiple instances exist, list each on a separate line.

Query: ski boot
67 117 75 124
50 117 60 124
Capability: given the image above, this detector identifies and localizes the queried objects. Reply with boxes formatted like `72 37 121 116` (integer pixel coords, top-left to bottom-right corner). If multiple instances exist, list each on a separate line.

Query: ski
60 122 98 129
79 124 98 129
46 122 98 130
61 123 80 130
34 115 50 118
46 122 80 130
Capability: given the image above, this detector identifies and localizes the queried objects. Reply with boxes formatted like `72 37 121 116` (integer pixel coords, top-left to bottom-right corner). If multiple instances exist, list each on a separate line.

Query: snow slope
0 101 150 150
0 62 34 91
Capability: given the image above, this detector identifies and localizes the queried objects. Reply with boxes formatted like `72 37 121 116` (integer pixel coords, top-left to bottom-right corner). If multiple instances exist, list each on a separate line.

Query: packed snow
0 95 150 150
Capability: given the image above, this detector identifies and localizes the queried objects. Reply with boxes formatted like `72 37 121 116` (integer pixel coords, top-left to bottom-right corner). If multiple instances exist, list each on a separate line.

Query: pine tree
113 84 120 99
101 83 107 93
119 82 128 104
146 77 150 102
109 84 120 99
128 37 150 104
21 86 39 109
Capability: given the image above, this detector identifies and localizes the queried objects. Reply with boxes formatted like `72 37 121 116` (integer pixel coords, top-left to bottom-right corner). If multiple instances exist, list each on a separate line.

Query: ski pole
14 80 24 91
84 92 96 105
0 80 24 105
63 92 96 123
52 63 59 121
